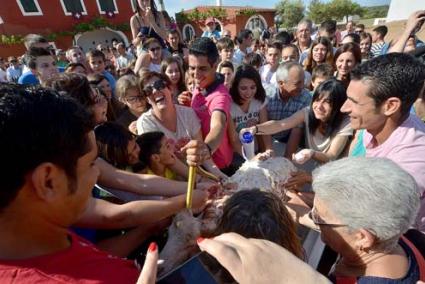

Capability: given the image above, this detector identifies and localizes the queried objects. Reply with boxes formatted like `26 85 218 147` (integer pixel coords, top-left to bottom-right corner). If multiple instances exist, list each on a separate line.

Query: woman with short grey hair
289 157 423 283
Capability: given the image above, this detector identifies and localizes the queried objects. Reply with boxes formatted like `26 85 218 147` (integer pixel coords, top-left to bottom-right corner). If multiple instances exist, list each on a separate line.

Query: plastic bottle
240 131 255 160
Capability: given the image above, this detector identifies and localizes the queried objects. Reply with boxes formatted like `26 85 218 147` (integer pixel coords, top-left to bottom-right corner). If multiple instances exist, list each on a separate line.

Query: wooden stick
186 166 197 209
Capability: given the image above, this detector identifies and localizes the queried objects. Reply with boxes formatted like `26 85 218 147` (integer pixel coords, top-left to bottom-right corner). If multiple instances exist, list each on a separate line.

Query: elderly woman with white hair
133 157 425 283
288 157 423 283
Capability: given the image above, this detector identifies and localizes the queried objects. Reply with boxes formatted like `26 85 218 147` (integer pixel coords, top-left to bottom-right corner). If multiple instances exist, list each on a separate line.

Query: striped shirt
266 86 311 141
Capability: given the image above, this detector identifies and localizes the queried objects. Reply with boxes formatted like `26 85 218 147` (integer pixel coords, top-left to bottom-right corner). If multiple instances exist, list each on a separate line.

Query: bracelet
254 125 258 134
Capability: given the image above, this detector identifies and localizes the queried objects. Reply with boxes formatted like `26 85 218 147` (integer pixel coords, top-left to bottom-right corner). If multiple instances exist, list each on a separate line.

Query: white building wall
386 0 423 22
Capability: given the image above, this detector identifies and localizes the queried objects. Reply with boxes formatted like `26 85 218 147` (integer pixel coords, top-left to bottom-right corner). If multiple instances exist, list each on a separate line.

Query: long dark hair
160 56 186 94
213 189 303 259
308 79 347 137
304 36 334 73
334 43 362 88
95 122 136 169
229 64 266 105
134 0 159 23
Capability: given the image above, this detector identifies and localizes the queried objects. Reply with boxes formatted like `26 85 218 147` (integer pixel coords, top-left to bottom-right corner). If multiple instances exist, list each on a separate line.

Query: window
16 0 43 16
59 0 87 16
245 15 267 31
96 0 118 14
182 24 195 42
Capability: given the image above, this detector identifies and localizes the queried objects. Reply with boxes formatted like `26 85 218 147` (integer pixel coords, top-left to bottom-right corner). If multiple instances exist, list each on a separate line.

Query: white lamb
158 156 297 276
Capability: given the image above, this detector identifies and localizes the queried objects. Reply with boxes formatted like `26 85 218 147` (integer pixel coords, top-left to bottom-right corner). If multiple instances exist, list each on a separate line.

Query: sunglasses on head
143 79 166 95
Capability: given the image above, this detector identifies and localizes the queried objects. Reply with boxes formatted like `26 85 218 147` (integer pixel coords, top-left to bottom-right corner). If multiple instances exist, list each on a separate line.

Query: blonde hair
115 74 139 101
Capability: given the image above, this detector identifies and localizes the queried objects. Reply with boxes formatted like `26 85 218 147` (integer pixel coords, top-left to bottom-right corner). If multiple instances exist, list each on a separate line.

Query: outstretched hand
197 233 331 284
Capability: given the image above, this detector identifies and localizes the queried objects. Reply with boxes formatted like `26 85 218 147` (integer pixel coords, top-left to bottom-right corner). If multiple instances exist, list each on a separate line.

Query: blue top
350 129 366 157
18 71 39 85
102 71 116 96
329 238 420 283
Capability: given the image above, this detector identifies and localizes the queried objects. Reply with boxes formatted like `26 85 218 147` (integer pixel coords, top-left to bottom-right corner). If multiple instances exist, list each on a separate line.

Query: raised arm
388 10 425 54
242 108 305 136
134 52 151 75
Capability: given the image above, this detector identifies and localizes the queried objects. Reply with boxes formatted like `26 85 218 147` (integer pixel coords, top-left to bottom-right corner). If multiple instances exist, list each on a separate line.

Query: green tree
308 0 364 23
307 0 333 23
329 0 364 21
275 0 305 29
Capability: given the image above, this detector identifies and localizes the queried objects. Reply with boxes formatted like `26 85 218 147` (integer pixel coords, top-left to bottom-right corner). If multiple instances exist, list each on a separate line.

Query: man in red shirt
0 85 143 283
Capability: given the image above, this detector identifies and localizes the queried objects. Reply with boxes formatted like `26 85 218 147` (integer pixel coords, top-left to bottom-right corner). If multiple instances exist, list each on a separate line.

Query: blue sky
165 0 391 18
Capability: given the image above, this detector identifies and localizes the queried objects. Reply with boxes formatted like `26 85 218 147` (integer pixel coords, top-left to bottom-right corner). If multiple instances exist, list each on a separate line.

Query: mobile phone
156 252 234 284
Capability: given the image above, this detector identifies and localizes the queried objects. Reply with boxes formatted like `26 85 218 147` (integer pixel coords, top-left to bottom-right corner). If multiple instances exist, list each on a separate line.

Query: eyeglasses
308 208 347 227
149 46 161 52
143 79 167 95
126 95 145 103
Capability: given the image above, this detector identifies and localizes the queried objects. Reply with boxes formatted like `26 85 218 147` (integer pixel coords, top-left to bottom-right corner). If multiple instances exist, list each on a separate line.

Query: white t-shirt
231 99 267 133
137 104 201 149
259 64 277 88
303 107 352 154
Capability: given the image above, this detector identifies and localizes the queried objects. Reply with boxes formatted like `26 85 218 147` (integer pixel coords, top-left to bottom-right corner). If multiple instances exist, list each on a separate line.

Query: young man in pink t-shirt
341 52 425 231
179 37 233 173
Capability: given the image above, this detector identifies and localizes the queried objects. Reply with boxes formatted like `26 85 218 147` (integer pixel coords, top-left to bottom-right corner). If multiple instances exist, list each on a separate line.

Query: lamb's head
167 209 201 244
158 210 202 277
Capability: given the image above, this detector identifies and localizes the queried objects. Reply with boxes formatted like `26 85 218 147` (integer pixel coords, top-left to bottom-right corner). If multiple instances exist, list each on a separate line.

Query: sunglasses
143 79 167 95
149 46 161 52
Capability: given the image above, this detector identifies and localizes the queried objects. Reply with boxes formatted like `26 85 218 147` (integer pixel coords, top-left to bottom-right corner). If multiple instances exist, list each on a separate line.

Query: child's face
220 48 234 62
220 67 234 88
124 88 147 115
97 79 112 99
68 49 86 64
158 137 176 166
127 138 141 165
89 56 106 74
165 63 181 85
35 55 58 83
312 76 327 90
90 88 108 125
281 47 299 63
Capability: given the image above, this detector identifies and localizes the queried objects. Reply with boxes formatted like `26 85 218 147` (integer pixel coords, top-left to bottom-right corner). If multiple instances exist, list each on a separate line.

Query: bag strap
401 235 425 281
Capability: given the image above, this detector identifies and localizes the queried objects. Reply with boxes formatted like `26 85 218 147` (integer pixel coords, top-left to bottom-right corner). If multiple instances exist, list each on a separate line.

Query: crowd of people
1 0 425 282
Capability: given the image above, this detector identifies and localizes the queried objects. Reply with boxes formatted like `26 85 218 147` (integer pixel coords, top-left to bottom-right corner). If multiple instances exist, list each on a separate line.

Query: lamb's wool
160 157 296 275
227 157 297 191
